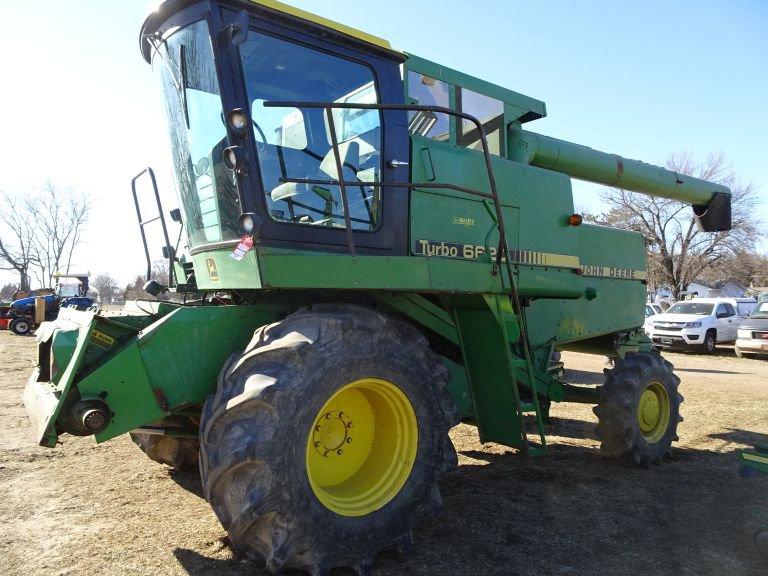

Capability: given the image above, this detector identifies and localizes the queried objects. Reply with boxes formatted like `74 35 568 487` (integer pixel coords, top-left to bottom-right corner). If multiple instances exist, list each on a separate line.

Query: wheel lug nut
337 449 343 455
338 412 344 418
347 422 353 428
314 441 320 448
315 425 322 432
346 437 352 443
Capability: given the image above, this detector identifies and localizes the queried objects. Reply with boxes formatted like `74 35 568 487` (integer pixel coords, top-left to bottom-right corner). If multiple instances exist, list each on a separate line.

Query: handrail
131 167 174 284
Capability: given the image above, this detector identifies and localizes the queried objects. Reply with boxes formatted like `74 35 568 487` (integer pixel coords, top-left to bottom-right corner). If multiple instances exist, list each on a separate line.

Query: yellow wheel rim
305 378 418 517
637 381 671 444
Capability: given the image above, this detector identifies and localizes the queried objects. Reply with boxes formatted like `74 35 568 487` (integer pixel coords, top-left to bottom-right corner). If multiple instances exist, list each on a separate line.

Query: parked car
733 297 758 318
646 298 741 354
735 302 768 358
643 304 661 334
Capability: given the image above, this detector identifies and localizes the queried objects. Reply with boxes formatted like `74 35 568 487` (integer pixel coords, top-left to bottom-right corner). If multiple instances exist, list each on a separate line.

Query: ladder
493 295 548 456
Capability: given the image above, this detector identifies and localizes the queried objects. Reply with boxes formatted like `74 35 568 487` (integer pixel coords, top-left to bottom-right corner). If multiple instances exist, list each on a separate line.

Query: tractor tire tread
199 304 458 575
593 351 682 466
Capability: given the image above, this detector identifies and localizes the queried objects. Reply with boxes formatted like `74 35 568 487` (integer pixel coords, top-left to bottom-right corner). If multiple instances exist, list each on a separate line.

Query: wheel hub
312 410 352 457
637 381 671 443
305 378 418 517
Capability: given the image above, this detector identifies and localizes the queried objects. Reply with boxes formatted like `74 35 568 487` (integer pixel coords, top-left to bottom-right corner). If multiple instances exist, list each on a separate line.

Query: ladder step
510 358 528 370
519 402 537 413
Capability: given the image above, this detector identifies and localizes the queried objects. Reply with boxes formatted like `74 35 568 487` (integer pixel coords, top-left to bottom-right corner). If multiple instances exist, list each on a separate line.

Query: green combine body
23 1 731 573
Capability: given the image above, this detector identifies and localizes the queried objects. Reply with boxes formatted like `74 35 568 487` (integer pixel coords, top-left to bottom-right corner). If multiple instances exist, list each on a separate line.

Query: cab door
229 12 409 255
715 303 738 341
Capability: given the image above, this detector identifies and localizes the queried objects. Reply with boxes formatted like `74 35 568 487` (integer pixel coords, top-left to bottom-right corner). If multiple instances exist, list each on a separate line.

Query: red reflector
568 214 583 226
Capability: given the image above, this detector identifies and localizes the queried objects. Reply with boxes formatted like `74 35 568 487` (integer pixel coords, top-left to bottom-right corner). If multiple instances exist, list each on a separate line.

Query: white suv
646 298 740 354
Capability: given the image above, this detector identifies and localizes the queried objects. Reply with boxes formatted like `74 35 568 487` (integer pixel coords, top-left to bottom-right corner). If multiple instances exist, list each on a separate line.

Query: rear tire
129 416 200 470
700 330 716 355
199 304 458 575
594 351 682 466
9 318 32 336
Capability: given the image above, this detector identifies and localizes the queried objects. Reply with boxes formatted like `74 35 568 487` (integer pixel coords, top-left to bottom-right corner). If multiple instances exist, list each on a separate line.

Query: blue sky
0 0 765 287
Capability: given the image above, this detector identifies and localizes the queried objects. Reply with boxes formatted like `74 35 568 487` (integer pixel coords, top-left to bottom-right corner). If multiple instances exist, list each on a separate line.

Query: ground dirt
2 330 767 576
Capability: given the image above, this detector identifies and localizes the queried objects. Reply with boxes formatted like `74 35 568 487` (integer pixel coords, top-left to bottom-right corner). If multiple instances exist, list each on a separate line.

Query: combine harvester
23 1 731 573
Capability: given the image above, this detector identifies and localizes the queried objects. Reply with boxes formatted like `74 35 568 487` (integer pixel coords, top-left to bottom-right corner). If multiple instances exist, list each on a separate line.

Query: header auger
23 1 728 573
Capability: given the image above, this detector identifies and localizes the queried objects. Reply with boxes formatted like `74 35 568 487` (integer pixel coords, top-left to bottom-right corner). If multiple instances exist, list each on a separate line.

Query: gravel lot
2 330 767 576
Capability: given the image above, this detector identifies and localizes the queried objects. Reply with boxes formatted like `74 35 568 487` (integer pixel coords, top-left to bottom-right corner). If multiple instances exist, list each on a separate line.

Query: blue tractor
8 273 94 336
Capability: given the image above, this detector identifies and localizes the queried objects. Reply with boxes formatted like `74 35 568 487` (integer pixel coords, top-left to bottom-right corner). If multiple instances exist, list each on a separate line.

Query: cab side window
407 72 451 141
723 303 736 317
458 88 504 156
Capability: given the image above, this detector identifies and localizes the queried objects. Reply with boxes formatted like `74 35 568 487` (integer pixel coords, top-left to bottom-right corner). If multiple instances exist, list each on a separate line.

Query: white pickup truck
645 298 741 354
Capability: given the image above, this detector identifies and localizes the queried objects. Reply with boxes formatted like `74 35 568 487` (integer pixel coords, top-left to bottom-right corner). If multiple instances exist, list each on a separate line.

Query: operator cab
142 0 409 257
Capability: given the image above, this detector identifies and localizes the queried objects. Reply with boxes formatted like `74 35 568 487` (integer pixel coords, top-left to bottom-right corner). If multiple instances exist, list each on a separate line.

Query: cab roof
140 0 399 63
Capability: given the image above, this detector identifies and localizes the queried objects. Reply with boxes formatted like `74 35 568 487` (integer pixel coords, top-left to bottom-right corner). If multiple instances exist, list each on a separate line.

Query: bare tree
586 152 761 299
0 184 90 290
92 273 120 304
151 259 170 286
124 276 150 301
697 250 768 289
27 182 91 287
0 191 36 291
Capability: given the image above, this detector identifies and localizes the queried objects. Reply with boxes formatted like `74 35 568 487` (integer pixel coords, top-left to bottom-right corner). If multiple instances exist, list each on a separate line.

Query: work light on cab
238 212 260 235
227 108 249 132
223 145 247 173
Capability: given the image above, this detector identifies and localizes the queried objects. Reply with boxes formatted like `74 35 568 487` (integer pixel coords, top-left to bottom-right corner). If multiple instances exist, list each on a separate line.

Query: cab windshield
56 284 81 298
155 20 240 247
238 32 382 230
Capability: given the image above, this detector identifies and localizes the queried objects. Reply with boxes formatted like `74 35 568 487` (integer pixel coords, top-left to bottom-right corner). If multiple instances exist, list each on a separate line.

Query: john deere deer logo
205 258 220 282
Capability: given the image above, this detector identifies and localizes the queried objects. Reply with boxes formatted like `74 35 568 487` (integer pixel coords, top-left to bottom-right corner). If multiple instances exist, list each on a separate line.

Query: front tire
9 317 32 336
594 351 683 466
199 304 458 575
700 330 716 355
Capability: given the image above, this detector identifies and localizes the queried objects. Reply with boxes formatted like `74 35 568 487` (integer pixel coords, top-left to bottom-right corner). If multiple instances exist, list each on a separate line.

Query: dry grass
1 330 767 575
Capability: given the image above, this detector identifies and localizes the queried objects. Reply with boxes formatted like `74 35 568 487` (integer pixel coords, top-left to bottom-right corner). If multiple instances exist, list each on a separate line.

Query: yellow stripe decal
413 239 580 268
742 452 768 466
250 0 395 52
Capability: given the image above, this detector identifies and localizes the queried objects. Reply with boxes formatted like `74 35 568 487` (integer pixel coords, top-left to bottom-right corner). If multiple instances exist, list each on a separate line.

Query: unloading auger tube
508 123 732 232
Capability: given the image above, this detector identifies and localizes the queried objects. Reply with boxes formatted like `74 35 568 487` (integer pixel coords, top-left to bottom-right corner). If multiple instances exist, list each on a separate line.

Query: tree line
0 183 90 292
